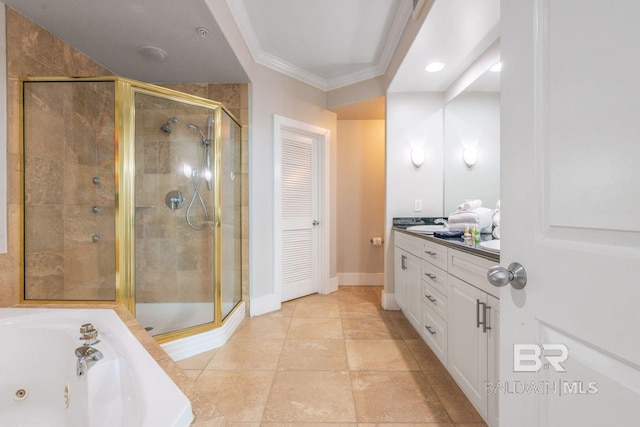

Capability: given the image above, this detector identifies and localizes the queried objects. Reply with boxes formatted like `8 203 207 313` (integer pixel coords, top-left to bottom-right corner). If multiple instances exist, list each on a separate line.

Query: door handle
401 254 406 270
476 299 491 333
312 220 320 226
425 294 437 303
425 273 437 280
487 262 527 289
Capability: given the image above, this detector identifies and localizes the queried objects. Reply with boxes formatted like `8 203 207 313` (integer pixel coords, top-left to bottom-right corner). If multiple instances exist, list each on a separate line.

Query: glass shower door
219 110 243 320
133 92 216 335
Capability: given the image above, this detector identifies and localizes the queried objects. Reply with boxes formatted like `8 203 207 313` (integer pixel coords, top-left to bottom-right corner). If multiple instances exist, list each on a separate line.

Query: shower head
160 117 178 134
187 123 207 143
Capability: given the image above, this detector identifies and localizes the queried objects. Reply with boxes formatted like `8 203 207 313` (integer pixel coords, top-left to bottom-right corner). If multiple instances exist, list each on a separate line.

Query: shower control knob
92 235 100 243
165 190 185 210
92 177 101 185
92 206 101 213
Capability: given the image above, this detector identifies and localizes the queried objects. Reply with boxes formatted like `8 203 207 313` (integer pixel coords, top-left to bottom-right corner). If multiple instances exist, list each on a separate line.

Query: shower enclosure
21 77 243 341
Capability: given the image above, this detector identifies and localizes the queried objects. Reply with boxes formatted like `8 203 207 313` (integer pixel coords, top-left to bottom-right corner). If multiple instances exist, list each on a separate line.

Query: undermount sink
406 224 447 234
479 240 500 253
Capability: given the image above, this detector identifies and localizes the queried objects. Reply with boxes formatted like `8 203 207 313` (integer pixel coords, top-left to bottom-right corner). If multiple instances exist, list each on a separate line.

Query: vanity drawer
422 301 448 364
395 231 422 257
422 240 448 270
448 248 499 298
422 281 447 320
422 261 448 296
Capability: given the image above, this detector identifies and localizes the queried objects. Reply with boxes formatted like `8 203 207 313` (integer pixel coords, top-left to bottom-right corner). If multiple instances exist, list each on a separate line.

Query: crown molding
226 0 413 92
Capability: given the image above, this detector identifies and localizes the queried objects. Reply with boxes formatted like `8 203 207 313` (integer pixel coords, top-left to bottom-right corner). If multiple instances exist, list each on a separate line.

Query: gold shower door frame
21 76 242 343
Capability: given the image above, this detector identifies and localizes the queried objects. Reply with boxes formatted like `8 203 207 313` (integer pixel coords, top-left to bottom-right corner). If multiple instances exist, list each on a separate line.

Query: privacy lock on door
487 262 527 289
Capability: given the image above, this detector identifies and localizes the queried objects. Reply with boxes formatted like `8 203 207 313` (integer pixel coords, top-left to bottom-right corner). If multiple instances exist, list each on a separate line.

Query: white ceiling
4 0 249 84
5 0 500 117
389 0 500 93
4 0 413 90
227 0 413 91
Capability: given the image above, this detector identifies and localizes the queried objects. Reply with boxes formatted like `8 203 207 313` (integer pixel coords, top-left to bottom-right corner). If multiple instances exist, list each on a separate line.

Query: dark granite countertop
392 218 500 263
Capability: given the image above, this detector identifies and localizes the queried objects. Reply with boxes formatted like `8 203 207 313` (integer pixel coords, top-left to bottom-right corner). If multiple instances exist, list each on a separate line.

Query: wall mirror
443 43 501 216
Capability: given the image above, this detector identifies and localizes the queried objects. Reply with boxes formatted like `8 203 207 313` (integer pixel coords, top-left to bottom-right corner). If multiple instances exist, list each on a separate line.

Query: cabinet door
486 294 499 427
404 252 422 328
447 275 488 419
394 247 407 310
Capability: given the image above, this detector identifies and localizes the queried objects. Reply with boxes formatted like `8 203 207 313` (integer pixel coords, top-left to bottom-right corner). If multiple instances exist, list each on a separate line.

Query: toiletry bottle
463 225 471 246
475 225 481 246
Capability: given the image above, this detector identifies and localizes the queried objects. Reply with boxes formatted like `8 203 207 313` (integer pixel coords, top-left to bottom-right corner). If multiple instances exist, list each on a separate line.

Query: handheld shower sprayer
187 123 208 146
160 117 178 134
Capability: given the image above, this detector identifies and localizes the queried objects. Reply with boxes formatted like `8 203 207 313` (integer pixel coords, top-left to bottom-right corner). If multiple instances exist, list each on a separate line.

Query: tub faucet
75 346 103 376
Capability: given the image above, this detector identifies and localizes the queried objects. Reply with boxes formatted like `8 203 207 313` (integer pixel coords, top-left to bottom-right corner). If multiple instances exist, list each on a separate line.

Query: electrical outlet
414 199 422 212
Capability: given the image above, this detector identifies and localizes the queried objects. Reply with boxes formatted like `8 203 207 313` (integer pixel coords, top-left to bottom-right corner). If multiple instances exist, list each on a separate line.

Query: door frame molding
273 114 331 302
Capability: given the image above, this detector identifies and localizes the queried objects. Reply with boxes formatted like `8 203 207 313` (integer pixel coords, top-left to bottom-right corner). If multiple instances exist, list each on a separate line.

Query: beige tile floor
178 286 487 427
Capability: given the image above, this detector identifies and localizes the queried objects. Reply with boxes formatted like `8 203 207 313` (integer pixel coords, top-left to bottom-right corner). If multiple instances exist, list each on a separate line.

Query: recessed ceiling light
425 62 445 73
138 46 168 61
490 62 502 72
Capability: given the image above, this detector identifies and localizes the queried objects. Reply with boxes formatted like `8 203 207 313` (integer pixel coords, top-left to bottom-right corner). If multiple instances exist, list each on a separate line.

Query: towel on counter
493 226 501 239
456 199 483 211
492 212 501 227
448 207 493 233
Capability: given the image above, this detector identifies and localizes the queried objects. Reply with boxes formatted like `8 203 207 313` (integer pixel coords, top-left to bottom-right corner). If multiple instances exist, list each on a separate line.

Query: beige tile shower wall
0 7 111 306
24 82 115 300
23 81 116 300
134 94 215 304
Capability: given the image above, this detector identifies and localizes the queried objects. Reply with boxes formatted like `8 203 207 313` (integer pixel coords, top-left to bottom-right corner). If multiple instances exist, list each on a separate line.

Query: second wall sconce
463 146 478 168
411 146 425 168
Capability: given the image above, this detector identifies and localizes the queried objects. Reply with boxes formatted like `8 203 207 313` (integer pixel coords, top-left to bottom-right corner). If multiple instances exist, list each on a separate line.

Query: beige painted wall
337 120 385 278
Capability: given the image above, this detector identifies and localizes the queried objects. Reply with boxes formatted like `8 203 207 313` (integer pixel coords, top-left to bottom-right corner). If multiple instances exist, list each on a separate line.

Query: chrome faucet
76 323 103 376
434 218 449 228
75 346 103 376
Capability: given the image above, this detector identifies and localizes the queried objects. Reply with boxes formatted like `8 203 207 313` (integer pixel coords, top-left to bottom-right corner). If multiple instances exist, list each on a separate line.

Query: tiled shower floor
177 286 487 426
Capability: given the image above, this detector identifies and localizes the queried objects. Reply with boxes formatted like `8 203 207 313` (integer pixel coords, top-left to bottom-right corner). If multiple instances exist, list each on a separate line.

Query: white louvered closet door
280 130 319 301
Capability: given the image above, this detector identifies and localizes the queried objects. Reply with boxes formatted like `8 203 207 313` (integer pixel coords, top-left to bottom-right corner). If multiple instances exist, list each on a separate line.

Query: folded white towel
492 226 501 239
448 222 476 232
448 207 493 233
495 200 501 211
448 211 478 223
456 199 483 211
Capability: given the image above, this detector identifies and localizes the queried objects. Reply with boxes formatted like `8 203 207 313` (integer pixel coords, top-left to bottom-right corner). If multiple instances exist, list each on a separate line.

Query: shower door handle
312 220 320 226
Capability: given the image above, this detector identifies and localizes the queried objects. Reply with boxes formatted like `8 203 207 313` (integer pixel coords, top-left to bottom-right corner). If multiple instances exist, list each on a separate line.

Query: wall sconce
463 146 477 168
411 146 425 168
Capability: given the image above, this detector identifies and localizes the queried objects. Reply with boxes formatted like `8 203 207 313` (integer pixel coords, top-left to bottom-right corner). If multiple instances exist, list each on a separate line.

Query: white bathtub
0 308 193 427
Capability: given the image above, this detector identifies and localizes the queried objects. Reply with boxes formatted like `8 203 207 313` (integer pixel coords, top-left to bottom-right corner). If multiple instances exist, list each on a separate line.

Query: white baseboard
322 276 339 294
338 272 384 286
249 293 281 317
381 292 401 310
162 302 246 361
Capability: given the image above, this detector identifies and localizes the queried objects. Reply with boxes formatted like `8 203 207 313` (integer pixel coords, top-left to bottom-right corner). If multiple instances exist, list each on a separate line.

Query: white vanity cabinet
393 230 499 427
447 248 499 426
393 232 422 327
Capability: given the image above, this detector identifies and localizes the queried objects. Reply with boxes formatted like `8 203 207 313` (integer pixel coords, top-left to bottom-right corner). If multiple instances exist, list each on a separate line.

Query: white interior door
499 1 640 426
278 129 320 301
